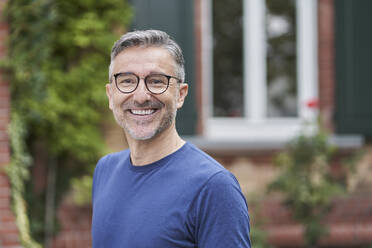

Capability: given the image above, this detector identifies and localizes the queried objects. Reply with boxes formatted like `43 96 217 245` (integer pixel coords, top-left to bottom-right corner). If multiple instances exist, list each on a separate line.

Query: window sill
183 134 364 156
204 117 316 142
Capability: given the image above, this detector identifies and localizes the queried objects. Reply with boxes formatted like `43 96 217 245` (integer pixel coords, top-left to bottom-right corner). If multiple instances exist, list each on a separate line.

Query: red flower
306 99 319 109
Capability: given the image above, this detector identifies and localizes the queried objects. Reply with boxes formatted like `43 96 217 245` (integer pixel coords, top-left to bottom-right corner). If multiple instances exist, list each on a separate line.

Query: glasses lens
116 74 138 93
146 75 168 94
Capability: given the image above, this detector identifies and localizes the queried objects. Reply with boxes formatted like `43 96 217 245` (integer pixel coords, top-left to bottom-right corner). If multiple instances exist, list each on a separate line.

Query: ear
176 83 188 109
106 83 114 110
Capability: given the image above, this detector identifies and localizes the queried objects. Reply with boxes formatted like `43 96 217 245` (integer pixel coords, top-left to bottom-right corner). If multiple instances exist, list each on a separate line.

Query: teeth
131 109 155 115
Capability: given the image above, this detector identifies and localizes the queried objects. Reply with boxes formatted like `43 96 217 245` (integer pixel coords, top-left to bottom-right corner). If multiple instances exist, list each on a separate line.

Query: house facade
1 0 372 247
130 2 372 246
130 0 371 143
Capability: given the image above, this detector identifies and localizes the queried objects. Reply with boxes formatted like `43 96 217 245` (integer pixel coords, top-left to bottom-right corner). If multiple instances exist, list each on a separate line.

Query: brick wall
6 0 368 247
230 1 372 246
318 0 336 132
52 199 92 248
258 196 372 247
0 0 22 247
50 0 372 247
220 149 372 247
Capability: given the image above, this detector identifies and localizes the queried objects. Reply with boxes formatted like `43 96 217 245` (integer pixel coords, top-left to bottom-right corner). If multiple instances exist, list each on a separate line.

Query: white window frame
201 0 318 142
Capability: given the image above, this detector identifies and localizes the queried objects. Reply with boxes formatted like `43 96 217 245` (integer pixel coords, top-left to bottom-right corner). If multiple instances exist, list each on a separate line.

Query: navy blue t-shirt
92 142 251 247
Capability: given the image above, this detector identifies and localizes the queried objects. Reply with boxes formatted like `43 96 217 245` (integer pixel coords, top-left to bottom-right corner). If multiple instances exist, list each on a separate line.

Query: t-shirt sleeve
194 170 251 248
92 155 108 205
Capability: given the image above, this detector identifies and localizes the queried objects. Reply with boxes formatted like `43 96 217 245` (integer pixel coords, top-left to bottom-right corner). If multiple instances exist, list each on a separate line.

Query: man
92 29 251 247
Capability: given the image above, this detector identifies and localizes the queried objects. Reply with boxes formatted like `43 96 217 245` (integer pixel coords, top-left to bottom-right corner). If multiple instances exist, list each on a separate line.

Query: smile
130 109 156 115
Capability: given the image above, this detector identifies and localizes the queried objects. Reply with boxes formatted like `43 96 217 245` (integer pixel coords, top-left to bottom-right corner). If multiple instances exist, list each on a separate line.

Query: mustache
122 100 164 109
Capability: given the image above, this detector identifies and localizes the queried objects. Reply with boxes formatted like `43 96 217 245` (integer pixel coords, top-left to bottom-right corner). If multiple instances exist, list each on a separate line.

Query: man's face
106 46 188 141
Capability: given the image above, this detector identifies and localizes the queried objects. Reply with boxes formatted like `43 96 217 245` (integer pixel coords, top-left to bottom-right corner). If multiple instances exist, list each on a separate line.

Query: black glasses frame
113 72 181 95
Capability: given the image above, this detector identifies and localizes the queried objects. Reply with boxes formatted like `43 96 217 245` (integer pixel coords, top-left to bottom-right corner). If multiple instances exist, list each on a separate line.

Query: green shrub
4 0 132 245
269 131 345 247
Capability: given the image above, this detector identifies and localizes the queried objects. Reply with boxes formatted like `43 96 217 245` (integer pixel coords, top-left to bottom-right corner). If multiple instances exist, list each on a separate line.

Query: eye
118 75 137 85
123 78 135 84
146 75 167 86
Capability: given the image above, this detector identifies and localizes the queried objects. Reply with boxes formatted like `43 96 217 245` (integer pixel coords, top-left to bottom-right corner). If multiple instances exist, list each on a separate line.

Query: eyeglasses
113 72 181 95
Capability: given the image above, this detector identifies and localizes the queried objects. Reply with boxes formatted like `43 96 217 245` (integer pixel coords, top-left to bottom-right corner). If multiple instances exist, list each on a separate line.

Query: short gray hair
109 29 185 83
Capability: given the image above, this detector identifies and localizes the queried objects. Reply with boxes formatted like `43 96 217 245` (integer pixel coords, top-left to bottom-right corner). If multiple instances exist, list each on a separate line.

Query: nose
132 79 151 104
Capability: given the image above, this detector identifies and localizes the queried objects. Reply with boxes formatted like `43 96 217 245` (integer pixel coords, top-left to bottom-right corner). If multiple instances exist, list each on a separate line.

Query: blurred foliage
6 113 41 248
248 197 273 248
4 0 132 245
269 130 347 247
250 227 272 248
71 175 92 206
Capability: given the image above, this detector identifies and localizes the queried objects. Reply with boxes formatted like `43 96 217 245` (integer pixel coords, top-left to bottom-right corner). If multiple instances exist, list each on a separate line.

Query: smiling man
91 30 251 247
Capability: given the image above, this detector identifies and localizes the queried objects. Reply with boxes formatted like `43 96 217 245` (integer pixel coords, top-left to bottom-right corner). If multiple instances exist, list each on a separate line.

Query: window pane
266 0 297 117
212 0 243 117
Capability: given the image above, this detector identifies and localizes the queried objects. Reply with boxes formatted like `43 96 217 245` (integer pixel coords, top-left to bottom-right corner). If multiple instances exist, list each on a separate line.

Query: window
201 0 318 141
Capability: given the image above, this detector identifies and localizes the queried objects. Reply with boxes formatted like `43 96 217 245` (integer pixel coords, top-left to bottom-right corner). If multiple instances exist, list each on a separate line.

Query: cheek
111 93 128 108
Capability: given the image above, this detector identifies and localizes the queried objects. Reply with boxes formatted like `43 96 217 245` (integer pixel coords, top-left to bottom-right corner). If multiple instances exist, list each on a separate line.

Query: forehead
112 46 176 75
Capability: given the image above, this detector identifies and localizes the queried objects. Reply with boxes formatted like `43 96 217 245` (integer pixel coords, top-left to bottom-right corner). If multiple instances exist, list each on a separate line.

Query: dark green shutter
129 0 197 135
335 0 372 136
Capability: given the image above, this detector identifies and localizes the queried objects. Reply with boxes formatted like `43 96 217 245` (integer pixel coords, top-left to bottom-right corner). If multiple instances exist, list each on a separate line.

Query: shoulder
198 170 245 205
168 143 235 190
192 168 251 247
176 143 245 203
205 170 241 189
96 149 130 169
179 142 226 174
93 149 130 182
184 142 220 164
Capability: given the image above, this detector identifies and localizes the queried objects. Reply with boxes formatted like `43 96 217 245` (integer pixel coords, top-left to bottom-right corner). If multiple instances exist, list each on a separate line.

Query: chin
126 130 158 141
125 118 174 141
124 123 163 141
114 106 177 141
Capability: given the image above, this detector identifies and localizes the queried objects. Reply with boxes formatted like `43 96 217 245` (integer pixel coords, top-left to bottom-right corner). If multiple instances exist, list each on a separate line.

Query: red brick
0 23 8 32
0 197 10 209
0 108 9 117
0 30 8 42
0 232 20 246
0 88 10 98
0 172 9 180
0 43 7 54
0 98 9 108
0 209 15 220
0 152 8 159
318 0 335 132
0 118 9 129
0 141 9 152
0 79 10 86
52 199 93 248
0 187 10 198
0 119 9 131
0 133 9 145
0 220 18 232
0 2 19 246
0 153 10 164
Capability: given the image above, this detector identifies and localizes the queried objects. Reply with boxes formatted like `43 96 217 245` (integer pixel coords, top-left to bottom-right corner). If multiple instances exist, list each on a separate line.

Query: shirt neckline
127 142 190 173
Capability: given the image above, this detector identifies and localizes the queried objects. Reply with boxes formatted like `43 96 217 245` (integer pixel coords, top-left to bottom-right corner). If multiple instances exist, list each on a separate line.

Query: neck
126 125 185 166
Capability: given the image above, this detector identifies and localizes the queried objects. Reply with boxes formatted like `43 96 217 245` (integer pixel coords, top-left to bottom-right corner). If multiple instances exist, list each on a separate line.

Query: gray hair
109 29 185 83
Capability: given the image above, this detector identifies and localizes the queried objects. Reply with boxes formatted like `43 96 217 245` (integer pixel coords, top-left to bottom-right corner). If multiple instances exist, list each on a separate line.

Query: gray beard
113 99 178 141
125 105 176 141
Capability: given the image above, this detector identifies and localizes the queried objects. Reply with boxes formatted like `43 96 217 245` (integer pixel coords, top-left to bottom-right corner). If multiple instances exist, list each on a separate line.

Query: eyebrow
115 71 168 76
